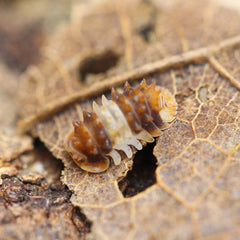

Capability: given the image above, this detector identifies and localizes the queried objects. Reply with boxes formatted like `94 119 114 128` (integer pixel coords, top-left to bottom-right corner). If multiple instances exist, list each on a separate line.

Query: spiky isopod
66 80 177 173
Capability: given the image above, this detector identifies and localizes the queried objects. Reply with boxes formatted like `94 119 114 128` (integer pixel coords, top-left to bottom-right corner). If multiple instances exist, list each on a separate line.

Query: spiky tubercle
66 80 177 173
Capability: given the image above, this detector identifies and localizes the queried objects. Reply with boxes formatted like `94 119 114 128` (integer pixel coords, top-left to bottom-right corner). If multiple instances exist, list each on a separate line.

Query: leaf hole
198 86 210 103
79 50 120 82
118 142 157 198
135 0 156 42
175 89 195 104
72 207 92 237
175 73 185 83
138 23 154 42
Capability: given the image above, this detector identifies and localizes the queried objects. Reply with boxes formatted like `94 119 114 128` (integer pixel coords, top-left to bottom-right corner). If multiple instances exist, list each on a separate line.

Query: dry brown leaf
18 0 240 239
0 1 93 239
0 0 75 170
0 63 33 163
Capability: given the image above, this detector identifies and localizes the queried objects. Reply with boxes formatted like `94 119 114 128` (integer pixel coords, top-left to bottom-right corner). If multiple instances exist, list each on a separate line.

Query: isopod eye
80 158 86 163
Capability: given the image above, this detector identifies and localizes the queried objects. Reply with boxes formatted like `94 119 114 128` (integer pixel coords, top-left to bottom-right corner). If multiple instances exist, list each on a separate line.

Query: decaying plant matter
1 0 240 239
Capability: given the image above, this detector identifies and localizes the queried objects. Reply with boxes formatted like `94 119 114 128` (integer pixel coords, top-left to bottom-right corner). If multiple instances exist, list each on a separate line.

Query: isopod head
158 87 177 123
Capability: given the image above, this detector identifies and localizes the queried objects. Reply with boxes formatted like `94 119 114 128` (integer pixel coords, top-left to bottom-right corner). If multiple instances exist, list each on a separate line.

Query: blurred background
1 1 240 240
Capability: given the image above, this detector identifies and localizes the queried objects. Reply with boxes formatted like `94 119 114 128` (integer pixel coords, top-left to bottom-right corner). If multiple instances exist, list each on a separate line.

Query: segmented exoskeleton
66 80 177 173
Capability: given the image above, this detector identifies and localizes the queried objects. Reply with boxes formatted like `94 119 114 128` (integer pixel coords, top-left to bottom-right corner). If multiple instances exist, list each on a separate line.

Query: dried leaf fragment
0 63 33 163
0 128 33 162
16 0 240 239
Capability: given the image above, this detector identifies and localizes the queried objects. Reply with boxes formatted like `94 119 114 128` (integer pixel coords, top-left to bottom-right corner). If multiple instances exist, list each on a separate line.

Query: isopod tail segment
66 80 177 173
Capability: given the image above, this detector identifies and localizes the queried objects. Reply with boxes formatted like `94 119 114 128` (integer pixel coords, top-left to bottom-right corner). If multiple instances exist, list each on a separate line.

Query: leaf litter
17 0 240 239
0 1 92 239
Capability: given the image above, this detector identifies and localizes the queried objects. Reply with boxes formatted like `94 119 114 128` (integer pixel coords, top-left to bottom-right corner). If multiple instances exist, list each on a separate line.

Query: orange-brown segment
66 120 110 173
139 80 164 127
123 82 162 136
83 111 112 154
111 88 142 133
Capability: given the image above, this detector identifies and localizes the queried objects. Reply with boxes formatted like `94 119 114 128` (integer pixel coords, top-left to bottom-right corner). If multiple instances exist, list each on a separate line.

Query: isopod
66 80 177 173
